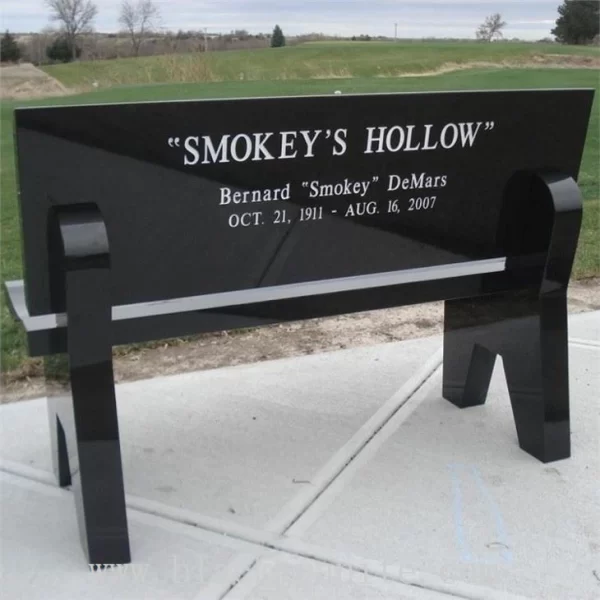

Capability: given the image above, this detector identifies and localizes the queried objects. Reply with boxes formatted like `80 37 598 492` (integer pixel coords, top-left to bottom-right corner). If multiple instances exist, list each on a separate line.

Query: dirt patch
381 61 502 78
1 278 598 403
532 53 600 68
0 63 70 99
380 56 600 79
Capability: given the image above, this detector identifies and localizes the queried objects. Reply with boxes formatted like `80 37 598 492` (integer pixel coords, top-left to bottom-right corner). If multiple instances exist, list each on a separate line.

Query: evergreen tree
0 30 21 62
45 0 97 62
551 0 599 44
47 36 81 62
271 24 285 48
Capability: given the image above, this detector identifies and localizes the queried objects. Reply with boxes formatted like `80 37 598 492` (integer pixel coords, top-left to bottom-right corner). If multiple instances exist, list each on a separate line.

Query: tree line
1 0 598 64
1 0 287 64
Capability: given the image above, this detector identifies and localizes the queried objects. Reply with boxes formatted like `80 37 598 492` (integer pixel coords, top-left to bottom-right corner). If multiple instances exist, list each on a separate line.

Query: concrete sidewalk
1 312 598 599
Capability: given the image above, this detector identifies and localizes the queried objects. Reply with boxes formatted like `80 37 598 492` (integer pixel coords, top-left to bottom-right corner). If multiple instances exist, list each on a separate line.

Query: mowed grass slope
1 66 599 376
43 41 600 89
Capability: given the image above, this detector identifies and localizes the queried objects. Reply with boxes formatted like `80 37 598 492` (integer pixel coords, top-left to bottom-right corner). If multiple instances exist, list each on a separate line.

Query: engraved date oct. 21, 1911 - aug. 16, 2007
218 171 448 229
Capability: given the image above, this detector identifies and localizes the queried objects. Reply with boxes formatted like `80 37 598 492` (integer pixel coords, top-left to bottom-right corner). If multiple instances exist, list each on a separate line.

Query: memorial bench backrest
13 90 593 331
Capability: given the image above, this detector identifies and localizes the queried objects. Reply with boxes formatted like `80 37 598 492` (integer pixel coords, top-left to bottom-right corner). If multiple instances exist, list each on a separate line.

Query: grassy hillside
1 66 599 377
42 41 600 89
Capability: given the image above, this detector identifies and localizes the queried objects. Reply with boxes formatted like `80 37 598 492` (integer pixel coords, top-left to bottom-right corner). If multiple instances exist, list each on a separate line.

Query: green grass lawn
1 66 599 377
42 40 600 89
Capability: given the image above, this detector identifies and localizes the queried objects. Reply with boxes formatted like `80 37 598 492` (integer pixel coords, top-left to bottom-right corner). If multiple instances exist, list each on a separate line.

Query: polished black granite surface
15 90 593 316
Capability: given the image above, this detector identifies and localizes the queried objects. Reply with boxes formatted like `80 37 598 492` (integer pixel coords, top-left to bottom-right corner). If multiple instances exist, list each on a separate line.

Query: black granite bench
5 89 594 566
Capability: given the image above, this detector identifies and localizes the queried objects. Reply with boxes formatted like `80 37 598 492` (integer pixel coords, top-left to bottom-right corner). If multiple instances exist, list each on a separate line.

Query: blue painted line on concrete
448 463 473 563
448 463 513 565
471 465 513 564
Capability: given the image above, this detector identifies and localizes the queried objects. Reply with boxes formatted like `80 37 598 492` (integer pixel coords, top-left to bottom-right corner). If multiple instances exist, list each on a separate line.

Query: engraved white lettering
333 128 348 156
183 136 200 165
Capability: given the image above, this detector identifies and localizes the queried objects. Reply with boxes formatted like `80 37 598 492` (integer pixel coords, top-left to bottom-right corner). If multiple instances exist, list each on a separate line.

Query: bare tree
119 0 160 57
45 0 97 61
476 13 506 42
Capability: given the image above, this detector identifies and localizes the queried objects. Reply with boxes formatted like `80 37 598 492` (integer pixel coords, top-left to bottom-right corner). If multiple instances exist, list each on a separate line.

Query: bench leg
46 206 131 565
46 350 131 566
46 352 131 564
46 355 75 488
52 413 71 486
443 292 570 463
69 353 131 566
66 269 130 565
443 298 497 407
502 292 570 463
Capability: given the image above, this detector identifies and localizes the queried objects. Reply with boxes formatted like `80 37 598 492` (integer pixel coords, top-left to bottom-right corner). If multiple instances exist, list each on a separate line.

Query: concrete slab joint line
0 469 533 600
162 348 446 600
204 341 537 600
197 351 462 600
271 347 444 535
219 552 534 600
569 337 600 350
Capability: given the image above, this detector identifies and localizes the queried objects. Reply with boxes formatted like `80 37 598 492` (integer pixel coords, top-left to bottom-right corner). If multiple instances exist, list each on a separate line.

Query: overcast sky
0 1 561 40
